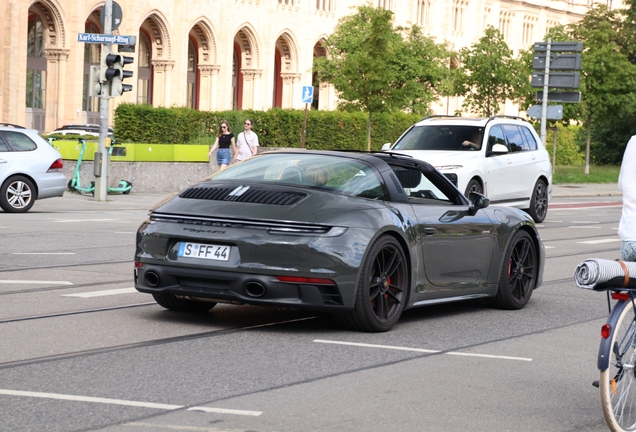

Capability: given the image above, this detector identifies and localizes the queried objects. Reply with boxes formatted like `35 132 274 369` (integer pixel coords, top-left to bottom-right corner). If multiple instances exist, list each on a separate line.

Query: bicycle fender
598 300 628 371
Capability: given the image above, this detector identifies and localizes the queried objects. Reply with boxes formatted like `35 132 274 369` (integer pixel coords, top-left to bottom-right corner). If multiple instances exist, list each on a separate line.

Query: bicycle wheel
601 300 636 431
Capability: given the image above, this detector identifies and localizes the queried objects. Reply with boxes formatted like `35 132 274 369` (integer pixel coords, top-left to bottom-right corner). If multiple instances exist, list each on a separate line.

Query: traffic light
100 52 134 98
88 65 103 97
109 54 134 97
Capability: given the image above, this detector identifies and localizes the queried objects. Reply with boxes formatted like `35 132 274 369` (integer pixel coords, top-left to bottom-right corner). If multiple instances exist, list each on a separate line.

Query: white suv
383 115 552 222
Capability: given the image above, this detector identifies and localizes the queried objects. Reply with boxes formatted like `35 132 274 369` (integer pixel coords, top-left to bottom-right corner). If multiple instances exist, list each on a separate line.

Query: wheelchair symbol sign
301 86 314 104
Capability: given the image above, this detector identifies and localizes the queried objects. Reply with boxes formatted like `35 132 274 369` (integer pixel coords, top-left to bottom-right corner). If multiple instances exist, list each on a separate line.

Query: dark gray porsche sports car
135 150 545 332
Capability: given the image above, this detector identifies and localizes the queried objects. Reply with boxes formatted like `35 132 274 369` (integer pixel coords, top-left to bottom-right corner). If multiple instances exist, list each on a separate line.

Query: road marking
0 389 262 417
568 226 602 229
544 246 555 249
12 252 75 255
577 238 621 245
187 407 262 416
0 280 73 285
313 339 532 362
125 423 255 430
0 389 181 410
114 232 136 234
62 287 138 298
571 221 599 224
54 219 119 223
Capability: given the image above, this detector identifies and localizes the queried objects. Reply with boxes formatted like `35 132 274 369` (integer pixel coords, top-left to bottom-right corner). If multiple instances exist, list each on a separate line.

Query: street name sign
78 33 137 45
531 72 580 89
533 42 584 52
536 91 581 103
533 54 582 71
527 104 563 120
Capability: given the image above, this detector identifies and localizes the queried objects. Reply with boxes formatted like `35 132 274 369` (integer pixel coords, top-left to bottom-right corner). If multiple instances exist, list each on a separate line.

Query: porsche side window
3 131 37 151
392 167 452 205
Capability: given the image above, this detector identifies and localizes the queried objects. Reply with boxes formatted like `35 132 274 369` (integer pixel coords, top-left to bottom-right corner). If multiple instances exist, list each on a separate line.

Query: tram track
0 316 318 371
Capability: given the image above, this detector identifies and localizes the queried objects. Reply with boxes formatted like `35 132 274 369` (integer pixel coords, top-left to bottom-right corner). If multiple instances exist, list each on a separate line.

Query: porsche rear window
212 153 389 200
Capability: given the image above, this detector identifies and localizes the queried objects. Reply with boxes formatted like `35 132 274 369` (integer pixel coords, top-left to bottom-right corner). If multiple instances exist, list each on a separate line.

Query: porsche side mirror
468 192 490 215
381 143 392 151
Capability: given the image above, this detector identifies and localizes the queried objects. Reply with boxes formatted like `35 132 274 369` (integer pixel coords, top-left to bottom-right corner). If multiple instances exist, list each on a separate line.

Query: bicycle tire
600 299 636 431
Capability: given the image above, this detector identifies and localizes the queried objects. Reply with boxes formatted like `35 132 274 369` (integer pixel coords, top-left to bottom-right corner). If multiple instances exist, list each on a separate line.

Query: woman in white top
619 135 636 261
233 119 259 163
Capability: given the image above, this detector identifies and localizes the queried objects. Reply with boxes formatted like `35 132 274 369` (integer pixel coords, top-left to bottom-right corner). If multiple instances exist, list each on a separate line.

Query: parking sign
301 86 314 104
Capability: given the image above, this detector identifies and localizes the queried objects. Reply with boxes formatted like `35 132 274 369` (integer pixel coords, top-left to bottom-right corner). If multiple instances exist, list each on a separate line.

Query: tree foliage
454 27 524 116
313 5 451 148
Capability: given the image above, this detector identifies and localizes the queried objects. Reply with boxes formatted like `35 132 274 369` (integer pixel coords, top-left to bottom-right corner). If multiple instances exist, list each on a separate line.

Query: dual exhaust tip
144 271 267 298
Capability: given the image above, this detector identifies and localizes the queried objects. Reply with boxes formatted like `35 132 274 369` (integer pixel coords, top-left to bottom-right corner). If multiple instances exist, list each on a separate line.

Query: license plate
177 242 230 261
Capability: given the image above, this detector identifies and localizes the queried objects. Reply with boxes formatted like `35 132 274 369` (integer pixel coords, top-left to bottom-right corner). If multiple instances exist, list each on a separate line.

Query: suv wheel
525 179 548 223
464 178 483 196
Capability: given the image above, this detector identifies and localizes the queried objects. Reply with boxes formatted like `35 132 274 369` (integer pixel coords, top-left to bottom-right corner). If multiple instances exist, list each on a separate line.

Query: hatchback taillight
47 158 63 172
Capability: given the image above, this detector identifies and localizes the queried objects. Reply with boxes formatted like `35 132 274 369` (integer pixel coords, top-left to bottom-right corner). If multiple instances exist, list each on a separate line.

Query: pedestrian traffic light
99 52 134 98
88 65 103 97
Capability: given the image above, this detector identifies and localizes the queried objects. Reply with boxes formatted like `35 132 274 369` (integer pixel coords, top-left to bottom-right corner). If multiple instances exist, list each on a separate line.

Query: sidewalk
552 183 621 198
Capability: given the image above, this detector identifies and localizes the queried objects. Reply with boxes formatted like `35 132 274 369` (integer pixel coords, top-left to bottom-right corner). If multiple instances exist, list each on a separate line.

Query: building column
241 69 262 110
319 82 332 111
151 60 175 107
198 65 221 111
43 48 70 131
280 73 302 108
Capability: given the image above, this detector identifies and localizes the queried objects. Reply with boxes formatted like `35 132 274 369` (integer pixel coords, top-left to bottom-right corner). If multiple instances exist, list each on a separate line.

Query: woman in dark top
208 121 236 171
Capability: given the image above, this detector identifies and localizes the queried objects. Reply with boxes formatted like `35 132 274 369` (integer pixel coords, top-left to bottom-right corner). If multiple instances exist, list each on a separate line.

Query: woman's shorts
622 241 636 261
216 148 230 165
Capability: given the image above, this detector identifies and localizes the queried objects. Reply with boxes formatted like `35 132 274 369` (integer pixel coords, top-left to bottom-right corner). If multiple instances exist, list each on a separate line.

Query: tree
454 27 524 116
313 6 450 150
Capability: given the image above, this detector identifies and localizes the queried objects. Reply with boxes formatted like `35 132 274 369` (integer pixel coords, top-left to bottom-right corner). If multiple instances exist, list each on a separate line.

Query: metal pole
95 0 112 201
540 38 551 146
301 103 308 148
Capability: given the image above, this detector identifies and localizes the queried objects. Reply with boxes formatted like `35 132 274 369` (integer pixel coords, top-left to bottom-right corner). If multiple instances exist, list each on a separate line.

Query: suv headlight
435 165 463 171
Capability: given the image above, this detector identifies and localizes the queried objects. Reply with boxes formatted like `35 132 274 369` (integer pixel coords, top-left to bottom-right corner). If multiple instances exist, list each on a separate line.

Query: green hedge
114 104 421 151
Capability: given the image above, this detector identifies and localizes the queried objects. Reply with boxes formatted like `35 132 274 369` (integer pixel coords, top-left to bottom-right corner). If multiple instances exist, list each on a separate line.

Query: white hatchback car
0 123 66 212
383 115 552 222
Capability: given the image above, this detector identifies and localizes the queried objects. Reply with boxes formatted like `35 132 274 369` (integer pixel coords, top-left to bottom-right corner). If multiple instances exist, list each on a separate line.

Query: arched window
82 22 101 121
187 38 198 109
26 15 46 111
137 32 152 104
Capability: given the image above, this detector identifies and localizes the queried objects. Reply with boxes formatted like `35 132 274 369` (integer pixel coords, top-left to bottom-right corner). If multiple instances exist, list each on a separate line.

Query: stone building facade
1 0 598 133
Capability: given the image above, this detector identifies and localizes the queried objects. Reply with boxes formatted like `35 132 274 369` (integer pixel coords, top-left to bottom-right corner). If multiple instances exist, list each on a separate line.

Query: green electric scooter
67 138 133 195
67 138 96 195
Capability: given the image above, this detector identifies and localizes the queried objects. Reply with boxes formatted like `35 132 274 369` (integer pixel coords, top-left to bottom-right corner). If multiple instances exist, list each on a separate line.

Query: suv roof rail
484 115 527 129
419 115 462 121
0 122 26 129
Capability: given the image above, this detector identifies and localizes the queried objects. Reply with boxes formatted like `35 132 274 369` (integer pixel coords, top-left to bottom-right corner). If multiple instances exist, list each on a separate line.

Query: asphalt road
0 189 625 432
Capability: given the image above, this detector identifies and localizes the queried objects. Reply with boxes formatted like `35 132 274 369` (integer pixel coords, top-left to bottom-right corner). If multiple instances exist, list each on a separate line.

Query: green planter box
134 144 174 162
174 144 209 162
55 141 209 162
54 140 98 161
110 143 135 162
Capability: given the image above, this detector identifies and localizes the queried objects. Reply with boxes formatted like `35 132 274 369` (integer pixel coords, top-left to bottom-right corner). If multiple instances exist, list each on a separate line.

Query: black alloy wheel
488 230 537 310
525 179 548 223
335 236 409 332
464 178 483 197
0 175 36 213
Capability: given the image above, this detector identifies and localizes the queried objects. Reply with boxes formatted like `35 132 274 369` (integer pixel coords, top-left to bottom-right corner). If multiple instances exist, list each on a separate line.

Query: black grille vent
180 187 306 205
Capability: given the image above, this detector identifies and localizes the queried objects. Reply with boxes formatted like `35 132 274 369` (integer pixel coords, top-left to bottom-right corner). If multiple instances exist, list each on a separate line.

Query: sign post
94 0 113 202
300 86 314 148
532 39 583 146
